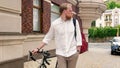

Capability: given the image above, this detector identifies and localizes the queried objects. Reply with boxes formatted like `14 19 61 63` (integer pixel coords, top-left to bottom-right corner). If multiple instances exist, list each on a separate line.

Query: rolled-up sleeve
42 23 54 45
76 20 82 46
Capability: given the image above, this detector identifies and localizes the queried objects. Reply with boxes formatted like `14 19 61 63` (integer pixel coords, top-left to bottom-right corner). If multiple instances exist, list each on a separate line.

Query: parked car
110 37 120 55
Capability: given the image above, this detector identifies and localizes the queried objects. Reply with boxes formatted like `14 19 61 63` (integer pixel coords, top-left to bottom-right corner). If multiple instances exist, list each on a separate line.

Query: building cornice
0 6 21 15
0 35 26 46
0 34 45 46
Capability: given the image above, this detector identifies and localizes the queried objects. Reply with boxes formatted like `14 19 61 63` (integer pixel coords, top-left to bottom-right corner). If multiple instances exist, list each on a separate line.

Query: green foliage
97 27 106 38
106 1 120 9
104 27 117 37
89 27 98 39
106 1 116 9
116 3 120 8
115 25 120 35
89 26 117 39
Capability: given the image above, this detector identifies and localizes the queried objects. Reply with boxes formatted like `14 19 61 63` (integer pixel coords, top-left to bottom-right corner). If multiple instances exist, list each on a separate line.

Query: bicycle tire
55 61 58 68
40 65 47 68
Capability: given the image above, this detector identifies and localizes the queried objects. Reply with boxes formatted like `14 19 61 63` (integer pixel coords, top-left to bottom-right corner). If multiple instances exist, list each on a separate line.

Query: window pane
33 0 40 6
51 13 59 22
33 8 40 31
51 4 60 23
51 4 59 13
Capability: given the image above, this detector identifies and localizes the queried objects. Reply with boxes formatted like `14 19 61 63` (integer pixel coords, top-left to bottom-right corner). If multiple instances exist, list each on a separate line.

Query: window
91 21 96 27
51 3 60 23
109 15 112 21
105 15 108 21
33 0 42 32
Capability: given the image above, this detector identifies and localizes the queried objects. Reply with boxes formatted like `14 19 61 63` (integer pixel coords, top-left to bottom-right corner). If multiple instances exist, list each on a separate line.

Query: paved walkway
24 43 120 68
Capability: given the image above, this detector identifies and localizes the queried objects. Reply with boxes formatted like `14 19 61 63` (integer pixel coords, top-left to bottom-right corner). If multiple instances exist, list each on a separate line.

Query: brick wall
42 1 51 34
21 0 82 34
22 0 33 34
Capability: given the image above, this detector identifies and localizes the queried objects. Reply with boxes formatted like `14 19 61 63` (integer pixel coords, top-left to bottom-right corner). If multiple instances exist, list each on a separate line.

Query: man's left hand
77 46 81 53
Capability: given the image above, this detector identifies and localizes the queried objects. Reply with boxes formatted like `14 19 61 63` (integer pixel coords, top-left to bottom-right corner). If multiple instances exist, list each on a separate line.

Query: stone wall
0 0 21 33
0 0 83 68
89 37 113 43
0 34 56 68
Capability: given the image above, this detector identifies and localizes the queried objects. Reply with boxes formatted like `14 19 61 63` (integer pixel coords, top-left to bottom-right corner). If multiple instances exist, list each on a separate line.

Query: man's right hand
31 42 46 54
32 48 39 54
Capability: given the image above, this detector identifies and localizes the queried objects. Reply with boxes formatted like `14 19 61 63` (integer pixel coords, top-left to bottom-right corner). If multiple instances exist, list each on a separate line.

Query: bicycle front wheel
40 65 47 68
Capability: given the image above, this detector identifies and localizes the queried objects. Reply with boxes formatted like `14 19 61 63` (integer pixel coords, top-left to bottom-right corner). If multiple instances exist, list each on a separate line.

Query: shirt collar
59 17 73 23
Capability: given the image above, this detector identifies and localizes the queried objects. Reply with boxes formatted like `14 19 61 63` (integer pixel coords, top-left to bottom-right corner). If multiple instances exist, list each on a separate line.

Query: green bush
115 25 120 36
97 27 106 38
89 27 97 39
104 27 117 37
89 26 117 39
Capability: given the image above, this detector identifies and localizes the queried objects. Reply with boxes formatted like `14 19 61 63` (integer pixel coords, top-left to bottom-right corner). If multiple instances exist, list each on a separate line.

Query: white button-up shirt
43 17 82 57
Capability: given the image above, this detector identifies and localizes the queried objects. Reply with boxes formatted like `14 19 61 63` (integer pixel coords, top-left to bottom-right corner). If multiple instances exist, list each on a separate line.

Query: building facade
22 0 83 34
0 0 106 68
0 0 88 68
96 7 120 27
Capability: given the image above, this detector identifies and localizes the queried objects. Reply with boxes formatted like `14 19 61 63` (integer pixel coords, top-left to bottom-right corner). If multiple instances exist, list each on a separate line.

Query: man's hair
59 3 72 15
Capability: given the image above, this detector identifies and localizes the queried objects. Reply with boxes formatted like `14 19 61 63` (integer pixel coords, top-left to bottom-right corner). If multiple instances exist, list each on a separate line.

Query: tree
106 1 116 9
116 3 120 8
106 1 120 9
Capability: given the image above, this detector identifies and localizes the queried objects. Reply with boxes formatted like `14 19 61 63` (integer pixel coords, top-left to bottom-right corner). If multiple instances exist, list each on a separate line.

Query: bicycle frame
28 49 57 68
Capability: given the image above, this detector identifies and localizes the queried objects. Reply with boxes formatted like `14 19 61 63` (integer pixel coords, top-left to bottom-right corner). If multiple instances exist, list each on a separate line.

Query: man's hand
77 46 81 53
32 42 46 54
32 48 39 54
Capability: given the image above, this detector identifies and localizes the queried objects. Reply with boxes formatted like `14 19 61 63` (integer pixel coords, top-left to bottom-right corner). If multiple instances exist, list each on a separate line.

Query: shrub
89 26 117 39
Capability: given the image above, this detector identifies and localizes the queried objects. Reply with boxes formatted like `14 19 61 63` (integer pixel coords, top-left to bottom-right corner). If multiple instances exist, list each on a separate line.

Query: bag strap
73 18 77 40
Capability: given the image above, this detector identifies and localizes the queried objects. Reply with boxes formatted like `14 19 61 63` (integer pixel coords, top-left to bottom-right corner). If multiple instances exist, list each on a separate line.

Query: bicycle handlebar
28 49 51 66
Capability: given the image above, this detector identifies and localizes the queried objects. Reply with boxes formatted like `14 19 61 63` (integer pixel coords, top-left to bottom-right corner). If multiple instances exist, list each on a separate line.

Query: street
24 43 120 68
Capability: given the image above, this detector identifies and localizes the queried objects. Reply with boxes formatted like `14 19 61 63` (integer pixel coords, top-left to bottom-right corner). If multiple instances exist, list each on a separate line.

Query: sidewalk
24 43 120 68
76 43 120 68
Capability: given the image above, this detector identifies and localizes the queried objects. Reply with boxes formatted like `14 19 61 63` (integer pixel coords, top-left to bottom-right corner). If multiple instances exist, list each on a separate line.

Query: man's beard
66 15 72 20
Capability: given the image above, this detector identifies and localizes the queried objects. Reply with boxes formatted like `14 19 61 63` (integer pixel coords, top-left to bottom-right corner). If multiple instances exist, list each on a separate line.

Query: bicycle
28 49 58 68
